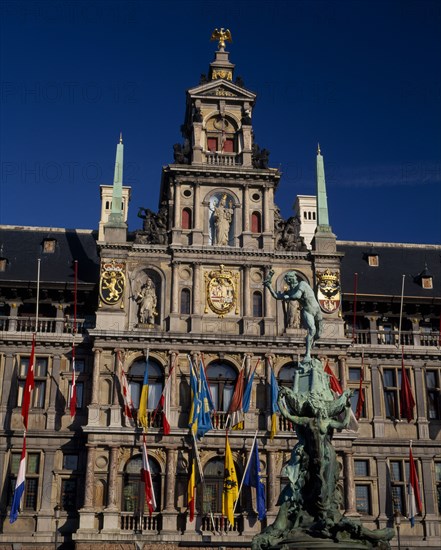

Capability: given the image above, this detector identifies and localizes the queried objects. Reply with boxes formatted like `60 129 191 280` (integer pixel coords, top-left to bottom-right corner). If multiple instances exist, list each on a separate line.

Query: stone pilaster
78 446 97 532
35 449 56 535
376 457 389 527
109 350 122 427
338 356 347 390
343 451 359 517
192 183 203 245
88 348 102 427
46 354 61 430
370 362 384 438
413 363 429 439
102 446 119 532
0 353 14 427
267 451 277 514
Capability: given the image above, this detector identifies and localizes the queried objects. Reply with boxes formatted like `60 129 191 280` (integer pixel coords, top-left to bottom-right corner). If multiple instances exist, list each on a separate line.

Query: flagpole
398 274 405 348
233 430 258 514
35 259 41 331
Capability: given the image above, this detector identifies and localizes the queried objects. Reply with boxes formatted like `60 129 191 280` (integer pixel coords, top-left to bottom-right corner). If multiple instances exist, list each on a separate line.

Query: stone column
419 456 440 538
171 262 180 314
368 316 379 346
78 446 97 532
103 446 120 532
46 354 61 430
88 348 102 427
263 266 275 334
109 350 122 427
262 185 270 233
35 449 56 535
7 302 18 331
376 457 389 527
164 448 177 511
267 451 277 513
192 262 202 323
414 363 429 439
169 351 178 408
411 317 421 346
338 356 347 390
243 265 250 318
243 185 250 232
173 181 181 228
192 183 203 245
370 362 384 438
343 451 359 516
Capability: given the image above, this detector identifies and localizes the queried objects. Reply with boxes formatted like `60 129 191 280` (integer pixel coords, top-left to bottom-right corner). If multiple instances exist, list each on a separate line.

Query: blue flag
244 439 266 520
270 368 279 439
242 368 255 413
196 361 214 439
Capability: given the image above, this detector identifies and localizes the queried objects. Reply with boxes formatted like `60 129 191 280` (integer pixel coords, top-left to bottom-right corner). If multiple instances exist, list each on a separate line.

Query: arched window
201 457 242 514
122 455 161 513
206 362 237 412
182 208 192 230
180 288 191 315
128 358 164 410
278 362 298 388
253 291 263 317
251 212 261 233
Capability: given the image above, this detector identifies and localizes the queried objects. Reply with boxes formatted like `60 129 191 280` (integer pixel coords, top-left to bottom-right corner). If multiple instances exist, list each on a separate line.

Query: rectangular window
390 460 410 515
383 368 401 419
354 459 372 515
72 358 85 373
9 452 40 510
63 454 79 470
223 138 234 153
348 367 366 418
426 370 440 420
61 479 77 511
68 381 84 409
354 459 369 477
17 357 48 408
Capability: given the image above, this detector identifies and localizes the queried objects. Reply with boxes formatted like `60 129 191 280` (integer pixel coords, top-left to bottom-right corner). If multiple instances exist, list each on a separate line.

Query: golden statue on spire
210 28 232 50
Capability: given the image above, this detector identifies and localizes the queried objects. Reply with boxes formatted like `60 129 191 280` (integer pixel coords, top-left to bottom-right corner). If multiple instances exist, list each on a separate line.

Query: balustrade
120 512 161 532
205 152 240 166
0 316 94 334
200 513 243 534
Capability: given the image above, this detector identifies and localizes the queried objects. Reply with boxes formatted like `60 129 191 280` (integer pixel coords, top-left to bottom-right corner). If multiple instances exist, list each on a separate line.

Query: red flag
355 362 365 421
187 454 196 521
227 368 245 429
21 334 36 430
141 435 157 516
324 360 343 395
400 348 415 422
69 346 77 418
118 352 136 424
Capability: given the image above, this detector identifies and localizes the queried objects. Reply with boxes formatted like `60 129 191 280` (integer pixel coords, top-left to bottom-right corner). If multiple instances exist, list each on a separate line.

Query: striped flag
138 355 149 430
9 436 26 523
270 367 279 439
407 444 422 527
228 368 245 430
141 435 157 516
188 357 199 435
118 352 136 424
21 334 36 430
69 346 77 418
158 374 171 435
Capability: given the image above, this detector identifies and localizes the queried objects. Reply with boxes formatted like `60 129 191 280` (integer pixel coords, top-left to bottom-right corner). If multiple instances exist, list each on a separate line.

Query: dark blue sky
1 0 440 244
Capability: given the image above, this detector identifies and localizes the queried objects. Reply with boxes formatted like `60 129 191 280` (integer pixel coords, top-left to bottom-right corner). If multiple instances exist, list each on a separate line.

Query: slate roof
0 226 99 286
338 241 441 300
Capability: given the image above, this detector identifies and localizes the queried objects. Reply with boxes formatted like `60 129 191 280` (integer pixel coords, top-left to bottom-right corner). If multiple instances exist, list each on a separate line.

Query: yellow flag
222 435 239 526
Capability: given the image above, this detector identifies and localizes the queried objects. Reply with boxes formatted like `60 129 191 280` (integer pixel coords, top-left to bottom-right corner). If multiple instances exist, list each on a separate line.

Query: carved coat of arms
316 268 340 314
204 265 239 317
99 260 126 307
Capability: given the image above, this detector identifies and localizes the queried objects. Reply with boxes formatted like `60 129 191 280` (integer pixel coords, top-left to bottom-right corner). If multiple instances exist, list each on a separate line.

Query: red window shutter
223 138 234 153
182 208 192 230
207 138 217 152
251 212 261 233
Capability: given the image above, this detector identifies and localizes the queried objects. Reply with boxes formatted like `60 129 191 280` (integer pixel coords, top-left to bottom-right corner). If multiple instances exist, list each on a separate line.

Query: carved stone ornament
99 260 125 307
212 69 233 81
316 268 341 314
204 264 239 317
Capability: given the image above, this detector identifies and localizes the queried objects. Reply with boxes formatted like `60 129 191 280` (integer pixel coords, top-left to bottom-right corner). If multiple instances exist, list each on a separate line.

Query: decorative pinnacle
210 28 232 51
317 143 321 155
119 132 123 144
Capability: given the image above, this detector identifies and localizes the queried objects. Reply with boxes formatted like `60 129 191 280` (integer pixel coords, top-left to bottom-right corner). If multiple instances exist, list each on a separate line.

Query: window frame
17 355 48 409
9 451 41 511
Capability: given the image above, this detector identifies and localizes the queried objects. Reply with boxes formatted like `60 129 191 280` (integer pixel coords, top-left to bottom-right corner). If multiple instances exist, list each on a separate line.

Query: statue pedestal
271 540 369 550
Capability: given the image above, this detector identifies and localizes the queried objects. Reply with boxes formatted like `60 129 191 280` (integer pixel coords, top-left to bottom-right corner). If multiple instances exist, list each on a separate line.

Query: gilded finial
119 132 123 144
210 28 232 51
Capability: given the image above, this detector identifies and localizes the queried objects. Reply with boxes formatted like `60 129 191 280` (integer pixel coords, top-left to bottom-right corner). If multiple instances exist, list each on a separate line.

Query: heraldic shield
205 265 239 317
99 260 126 307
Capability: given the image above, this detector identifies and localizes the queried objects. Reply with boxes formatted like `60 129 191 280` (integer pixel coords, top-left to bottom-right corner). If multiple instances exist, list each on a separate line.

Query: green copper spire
316 143 331 231
107 133 124 225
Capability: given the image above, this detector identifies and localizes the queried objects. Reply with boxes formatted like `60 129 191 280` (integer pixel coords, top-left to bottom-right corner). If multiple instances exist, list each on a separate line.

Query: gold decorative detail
316 268 340 314
210 28 232 50
212 69 233 81
99 260 126 307
205 265 239 317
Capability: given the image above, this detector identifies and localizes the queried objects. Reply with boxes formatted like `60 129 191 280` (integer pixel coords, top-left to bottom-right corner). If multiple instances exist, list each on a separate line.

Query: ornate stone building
0 38 440 550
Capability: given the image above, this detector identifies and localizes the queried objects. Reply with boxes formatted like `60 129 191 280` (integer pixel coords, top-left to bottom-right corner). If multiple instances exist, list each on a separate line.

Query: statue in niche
274 206 306 252
255 269 395 550
264 270 322 362
193 106 203 123
136 277 157 325
212 194 233 246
